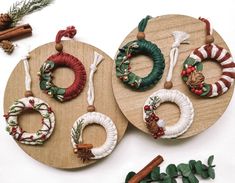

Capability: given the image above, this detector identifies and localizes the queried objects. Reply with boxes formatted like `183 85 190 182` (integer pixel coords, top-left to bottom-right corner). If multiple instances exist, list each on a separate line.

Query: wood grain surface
4 41 128 169
112 14 234 139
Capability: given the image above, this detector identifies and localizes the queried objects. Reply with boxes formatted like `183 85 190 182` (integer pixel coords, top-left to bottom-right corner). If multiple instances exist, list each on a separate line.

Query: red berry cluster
154 127 164 139
190 83 204 95
144 105 165 138
181 65 196 77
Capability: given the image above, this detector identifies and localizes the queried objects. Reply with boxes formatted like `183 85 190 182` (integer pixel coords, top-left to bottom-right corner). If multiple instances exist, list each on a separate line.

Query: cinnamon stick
0 24 32 41
128 155 164 183
77 144 93 149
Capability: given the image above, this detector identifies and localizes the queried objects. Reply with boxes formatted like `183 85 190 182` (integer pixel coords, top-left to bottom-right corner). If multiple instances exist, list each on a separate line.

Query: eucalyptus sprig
8 0 53 27
125 155 215 183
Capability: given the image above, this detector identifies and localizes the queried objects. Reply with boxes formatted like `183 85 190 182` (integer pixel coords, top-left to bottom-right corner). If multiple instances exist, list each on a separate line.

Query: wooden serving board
112 14 234 139
3 41 128 169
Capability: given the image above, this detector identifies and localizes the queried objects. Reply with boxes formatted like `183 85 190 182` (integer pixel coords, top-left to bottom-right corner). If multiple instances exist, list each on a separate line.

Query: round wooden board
112 14 234 139
3 40 128 169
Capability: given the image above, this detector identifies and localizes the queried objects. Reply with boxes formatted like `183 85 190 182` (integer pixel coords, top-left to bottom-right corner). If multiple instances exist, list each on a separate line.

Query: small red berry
127 54 131 58
181 70 186 76
186 68 191 74
144 105 150 111
29 99 35 106
191 88 195 92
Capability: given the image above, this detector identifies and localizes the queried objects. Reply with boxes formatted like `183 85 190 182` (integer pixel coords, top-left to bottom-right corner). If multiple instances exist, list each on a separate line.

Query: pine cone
0 13 13 31
0 40 14 54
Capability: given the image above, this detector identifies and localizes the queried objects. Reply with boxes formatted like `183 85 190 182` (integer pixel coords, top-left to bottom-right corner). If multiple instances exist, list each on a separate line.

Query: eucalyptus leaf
125 171 136 183
195 161 203 175
208 167 215 179
182 177 190 183
188 173 199 183
208 156 214 166
166 164 178 178
177 164 191 177
151 167 160 180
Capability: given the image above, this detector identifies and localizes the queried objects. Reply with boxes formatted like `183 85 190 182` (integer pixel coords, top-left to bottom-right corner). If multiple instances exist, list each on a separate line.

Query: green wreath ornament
115 16 165 90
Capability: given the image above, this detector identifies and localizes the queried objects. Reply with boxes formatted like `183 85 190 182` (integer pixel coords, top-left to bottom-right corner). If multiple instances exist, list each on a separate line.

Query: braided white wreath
71 52 118 162
4 97 55 145
71 112 118 160
143 89 194 139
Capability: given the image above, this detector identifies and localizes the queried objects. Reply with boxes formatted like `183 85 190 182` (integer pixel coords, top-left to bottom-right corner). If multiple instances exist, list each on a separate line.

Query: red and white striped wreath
182 43 235 97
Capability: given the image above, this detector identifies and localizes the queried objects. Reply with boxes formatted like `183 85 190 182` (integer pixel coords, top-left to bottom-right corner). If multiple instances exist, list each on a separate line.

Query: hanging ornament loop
87 52 104 111
199 17 214 44
164 31 189 89
55 26 77 52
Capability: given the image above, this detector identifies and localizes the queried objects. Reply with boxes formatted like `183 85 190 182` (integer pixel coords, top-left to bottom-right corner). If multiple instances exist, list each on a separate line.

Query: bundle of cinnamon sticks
0 24 32 41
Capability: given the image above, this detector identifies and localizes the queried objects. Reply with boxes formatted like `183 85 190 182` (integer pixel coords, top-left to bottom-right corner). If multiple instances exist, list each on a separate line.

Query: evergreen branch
72 119 84 144
8 0 53 27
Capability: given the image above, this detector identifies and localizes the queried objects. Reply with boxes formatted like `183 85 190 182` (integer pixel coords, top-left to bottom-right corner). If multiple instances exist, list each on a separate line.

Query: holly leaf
39 80 49 90
125 171 136 183
185 57 196 66
166 164 178 178
208 155 214 166
208 167 215 179
196 62 203 71
56 88 65 95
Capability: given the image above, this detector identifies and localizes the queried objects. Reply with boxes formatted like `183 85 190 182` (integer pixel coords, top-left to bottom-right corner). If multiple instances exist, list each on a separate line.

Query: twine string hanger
164 31 190 89
87 52 104 108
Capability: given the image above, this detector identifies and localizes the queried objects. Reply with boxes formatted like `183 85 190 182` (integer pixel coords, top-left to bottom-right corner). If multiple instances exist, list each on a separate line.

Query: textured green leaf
177 164 191 177
166 164 178 178
151 167 160 180
161 176 172 183
56 88 65 95
201 170 209 179
208 167 215 179
208 155 214 166
182 177 190 183
188 173 199 183
160 173 168 180
39 80 49 90
200 84 211 96
185 57 196 66
182 76 188 82
189 160 196 173
195 161 203 175
125 171 136 183
196 62 203 71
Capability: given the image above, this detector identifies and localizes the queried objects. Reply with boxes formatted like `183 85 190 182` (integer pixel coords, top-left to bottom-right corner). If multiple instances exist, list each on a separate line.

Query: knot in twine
87 52 104 106
166 31 190 84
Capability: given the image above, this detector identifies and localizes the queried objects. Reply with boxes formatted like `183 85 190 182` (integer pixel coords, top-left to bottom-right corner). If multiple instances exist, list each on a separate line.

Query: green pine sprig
125 155 215 183
71 119 84 144
8 0 53 27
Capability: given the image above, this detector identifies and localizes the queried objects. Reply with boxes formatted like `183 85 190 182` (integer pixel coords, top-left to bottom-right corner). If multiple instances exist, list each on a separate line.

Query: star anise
74 144 95 163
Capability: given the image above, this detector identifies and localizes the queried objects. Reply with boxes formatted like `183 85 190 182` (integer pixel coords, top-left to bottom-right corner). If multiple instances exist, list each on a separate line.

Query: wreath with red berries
115 16 165 90
182 18 235 97
4 97 55 145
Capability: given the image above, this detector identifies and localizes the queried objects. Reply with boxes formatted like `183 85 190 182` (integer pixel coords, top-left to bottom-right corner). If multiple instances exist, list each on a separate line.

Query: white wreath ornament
143 89 194 138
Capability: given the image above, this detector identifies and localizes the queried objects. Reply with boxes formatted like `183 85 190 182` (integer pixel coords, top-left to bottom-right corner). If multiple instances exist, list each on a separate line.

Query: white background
0 0 235 182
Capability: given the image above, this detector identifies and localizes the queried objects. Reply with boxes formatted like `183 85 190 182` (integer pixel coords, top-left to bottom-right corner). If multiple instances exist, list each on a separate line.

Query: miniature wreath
71 52 118 162
71 112 118 161
115 16 165 90
39 26 86 102
39 52 86 102
182 44 235 97
182 18 235 97
4 97 55 145
143 89 194 139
